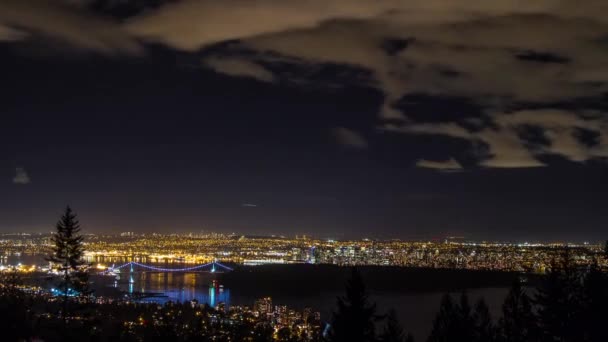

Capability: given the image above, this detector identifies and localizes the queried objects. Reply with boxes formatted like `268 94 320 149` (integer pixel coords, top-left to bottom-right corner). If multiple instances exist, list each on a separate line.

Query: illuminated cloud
202 57 275 83
13 167 30 185
0 0 142 54
123 0 608 120
333 127 368 149
416 158 463 171
0 24 26 41
3 1 607 111
126 0 399 51
397 109 608 168
490 110 608 163
2 1 607 169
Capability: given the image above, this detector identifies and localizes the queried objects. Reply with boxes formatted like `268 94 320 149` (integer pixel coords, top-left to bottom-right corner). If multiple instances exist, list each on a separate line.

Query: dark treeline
329 248 608 342
0 208 607 341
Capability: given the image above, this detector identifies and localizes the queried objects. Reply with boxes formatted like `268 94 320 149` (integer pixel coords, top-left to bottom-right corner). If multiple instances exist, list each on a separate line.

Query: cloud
0 0 142 54
491 109 608 163
385 122 473 140
476 128 547 168
3 1 608 119
202 56 275 83
122 0 608 121
0 24 26 41
13 168 30 185
333 127 368 149
126 0 398 51
3 0 608 169
397 109 608 168
416 158 463 171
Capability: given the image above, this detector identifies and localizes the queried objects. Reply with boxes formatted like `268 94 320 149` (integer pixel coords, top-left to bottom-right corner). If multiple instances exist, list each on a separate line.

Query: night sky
1 0 607 241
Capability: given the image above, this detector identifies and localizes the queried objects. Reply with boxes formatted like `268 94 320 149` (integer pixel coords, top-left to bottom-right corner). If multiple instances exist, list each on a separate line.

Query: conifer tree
580 260 608 342
47 206 90 317
427 294 457 342
498 279 536 342
380 309 414 342
457 292 475 339
428 292 486 342
472 298 495 342
534 248 583 342
329 267 379 342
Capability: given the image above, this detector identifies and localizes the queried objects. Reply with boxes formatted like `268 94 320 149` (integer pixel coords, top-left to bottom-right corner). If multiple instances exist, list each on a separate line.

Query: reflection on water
114 272 231 308
3 254 511 340
1 254 45 266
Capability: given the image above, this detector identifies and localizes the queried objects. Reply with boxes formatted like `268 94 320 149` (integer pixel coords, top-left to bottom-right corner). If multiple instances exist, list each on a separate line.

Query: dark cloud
515 51 571 64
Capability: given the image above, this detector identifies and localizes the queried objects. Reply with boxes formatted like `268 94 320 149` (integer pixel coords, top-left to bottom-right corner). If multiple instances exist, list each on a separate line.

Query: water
111 272 233 307
114 271 509 341
3 255 511 340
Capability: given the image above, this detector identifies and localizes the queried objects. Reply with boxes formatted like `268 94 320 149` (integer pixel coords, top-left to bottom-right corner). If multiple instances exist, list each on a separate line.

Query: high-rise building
255 297 273 317
275 305 288 325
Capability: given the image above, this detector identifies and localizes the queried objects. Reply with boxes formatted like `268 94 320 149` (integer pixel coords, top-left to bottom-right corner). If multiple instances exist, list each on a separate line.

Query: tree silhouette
457 292 475 339
47 206 90 318
380 308 414 342
428 294 457 342
472 298 495 342
428 292 485 342
580 259 608 342
498 279 536 342
534 248 583 342
329 267 379 342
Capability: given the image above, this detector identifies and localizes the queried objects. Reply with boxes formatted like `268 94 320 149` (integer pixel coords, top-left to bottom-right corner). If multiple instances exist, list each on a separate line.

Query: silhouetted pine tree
457 292 475 339
428 292 490 342
473 298 495 342
329 267 379 342
498 279 536 342
534 248 584 342
47 206 90 318
380 309 414 342
580 259 608 342
428 294 458 342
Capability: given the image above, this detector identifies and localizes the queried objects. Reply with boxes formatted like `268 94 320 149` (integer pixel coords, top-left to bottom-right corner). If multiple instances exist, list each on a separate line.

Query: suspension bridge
106 260 234 274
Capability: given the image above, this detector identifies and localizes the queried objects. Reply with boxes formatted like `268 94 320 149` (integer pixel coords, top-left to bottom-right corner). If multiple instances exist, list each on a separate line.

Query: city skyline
2 1 608 240
0 230 605 245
